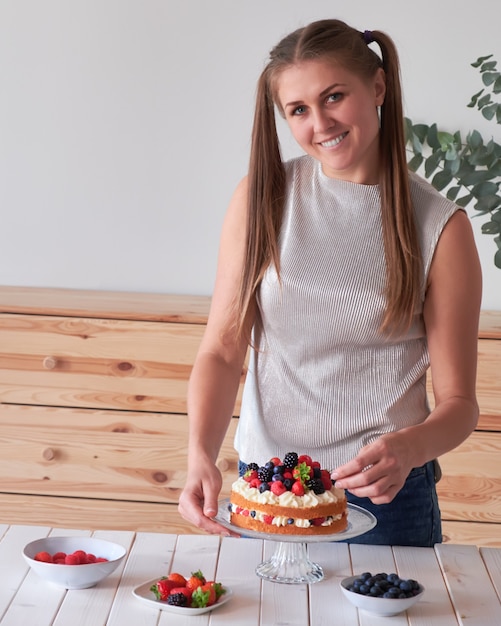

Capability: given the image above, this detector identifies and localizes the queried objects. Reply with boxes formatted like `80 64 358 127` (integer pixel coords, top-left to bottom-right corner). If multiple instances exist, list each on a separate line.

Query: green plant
405 55 501 269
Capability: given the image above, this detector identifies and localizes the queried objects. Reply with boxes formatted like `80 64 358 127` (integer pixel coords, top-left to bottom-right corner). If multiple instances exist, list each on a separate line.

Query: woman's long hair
235 19 422 339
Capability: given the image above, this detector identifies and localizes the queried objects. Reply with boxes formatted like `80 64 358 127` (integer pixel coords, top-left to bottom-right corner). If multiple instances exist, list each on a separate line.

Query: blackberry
306 478 325 494
167 592 188 607
258 466 273 482
283 452 298 469
312 466 321 479
246 462 259 471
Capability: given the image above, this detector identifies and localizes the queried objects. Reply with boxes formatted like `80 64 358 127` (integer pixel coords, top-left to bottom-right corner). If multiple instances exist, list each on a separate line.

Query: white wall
1 0 500 310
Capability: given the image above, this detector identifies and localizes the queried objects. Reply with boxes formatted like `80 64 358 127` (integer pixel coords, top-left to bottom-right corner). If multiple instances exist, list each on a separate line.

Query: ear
374 68 386 106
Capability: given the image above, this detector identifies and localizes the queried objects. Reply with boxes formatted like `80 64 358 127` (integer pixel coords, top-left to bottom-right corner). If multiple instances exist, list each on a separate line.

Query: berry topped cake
228 452 348 535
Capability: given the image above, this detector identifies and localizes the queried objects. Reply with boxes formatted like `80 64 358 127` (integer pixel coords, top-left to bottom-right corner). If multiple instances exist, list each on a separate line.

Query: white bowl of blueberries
340 571 424 617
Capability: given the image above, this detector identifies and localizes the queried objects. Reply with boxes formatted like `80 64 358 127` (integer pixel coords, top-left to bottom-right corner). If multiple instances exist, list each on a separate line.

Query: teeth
322 132 347 148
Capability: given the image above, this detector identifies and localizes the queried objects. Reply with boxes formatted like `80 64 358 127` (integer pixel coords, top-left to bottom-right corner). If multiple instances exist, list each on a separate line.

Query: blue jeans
343 461 442 546
238 460 442 547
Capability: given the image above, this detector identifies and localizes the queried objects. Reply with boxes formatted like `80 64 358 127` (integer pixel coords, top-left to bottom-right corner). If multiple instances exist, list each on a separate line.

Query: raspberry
34 551 53 563
65 553 80 565
291 480 305 496
271 481 287 496
263 515 274 524
320 469 332 490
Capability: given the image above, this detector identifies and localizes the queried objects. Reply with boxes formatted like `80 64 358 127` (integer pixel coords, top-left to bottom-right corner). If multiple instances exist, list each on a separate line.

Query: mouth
320 132 348 148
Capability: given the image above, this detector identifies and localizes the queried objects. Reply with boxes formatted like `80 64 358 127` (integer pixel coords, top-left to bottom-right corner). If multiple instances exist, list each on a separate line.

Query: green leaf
474 195 501 212
472 181 499 196
446 186 461 201
456 194 474 208
427 124 441 149
480 60 497 72
468 88 485 107
482 103 498 120
472 55 492 68
477 93 492 108
495 249 501 269
424 150 443 178
467 130 483 150
431 169 453 191
408 154 423 172
482 71 500 86
459 170 495 186
481 221 500 234
494 75 501 94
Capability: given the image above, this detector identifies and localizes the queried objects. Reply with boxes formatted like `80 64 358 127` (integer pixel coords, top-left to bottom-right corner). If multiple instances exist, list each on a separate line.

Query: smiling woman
178 18 482 549
276 60 385 183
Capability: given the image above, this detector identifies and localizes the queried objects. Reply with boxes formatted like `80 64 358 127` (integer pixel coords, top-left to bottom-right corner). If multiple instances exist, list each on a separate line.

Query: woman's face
276 59 386 184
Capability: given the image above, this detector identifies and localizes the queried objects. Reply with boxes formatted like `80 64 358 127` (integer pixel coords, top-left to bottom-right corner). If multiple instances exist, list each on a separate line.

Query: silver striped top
235 155 459 469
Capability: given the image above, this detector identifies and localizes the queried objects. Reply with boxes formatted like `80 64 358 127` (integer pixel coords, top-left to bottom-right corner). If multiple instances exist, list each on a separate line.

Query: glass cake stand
215 499 376 585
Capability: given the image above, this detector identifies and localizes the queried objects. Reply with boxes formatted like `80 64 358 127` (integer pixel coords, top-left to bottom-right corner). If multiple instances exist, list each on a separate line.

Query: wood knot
117 361 133 372
152 472 168 483
42 448 56 461
134 395 146 401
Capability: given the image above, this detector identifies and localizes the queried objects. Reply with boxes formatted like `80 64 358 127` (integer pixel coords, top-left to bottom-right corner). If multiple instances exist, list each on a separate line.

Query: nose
312 107 333 133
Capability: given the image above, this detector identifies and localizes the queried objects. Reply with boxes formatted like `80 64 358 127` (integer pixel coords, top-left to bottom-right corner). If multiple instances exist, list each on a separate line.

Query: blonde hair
236 19 422 338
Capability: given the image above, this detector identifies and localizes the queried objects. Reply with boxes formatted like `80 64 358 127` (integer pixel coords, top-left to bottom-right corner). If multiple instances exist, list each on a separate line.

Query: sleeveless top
235 155 460 468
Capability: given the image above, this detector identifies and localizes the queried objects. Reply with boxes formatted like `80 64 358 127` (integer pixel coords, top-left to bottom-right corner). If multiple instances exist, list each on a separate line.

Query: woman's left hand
331 432 415 504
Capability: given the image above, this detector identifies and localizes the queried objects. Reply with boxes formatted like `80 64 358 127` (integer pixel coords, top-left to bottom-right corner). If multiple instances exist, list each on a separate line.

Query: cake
229 452 348 535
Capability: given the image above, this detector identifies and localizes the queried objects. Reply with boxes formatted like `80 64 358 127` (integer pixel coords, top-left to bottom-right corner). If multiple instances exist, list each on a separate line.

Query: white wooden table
1 524 501 625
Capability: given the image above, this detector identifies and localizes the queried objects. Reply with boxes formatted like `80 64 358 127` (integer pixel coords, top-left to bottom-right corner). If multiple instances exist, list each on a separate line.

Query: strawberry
167 572 187 586
186 570 206 591
244 469 258 482
291 480 305 496
311 517 326 526
270 457 281 466
192 582 216 607
150 577 178 601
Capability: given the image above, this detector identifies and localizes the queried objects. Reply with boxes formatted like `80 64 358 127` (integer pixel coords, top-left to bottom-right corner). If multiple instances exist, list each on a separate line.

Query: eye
291 105 307 116
326 92 343 104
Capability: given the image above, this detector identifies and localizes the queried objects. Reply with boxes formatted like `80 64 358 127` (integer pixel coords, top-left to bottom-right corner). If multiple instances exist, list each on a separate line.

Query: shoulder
409 171 459 219
283 154 317 178
408 170 462 241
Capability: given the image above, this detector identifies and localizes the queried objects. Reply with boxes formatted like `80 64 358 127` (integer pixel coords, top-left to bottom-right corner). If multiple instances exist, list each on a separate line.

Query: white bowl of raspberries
340 571 424 616
23 536 127 589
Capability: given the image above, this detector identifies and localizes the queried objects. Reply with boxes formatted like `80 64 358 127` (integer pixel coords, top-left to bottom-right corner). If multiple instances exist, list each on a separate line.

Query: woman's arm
178 177 254 534
332 210 482 503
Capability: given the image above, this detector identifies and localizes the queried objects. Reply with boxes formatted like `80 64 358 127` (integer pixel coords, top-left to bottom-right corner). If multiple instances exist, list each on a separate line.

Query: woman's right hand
178 462 240 536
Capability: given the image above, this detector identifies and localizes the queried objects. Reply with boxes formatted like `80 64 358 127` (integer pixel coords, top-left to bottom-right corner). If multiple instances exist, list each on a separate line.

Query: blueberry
349 572 422 599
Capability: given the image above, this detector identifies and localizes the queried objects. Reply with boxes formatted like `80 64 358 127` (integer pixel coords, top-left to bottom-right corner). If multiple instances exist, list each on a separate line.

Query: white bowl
23 536 127 589
340 575 424 617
